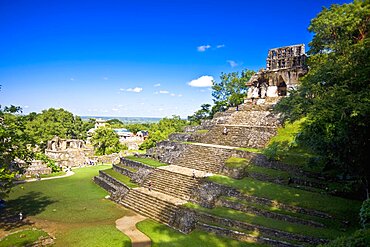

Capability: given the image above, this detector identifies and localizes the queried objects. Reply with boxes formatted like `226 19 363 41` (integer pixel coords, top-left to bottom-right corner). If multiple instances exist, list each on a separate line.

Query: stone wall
93 176 116 193
200 125 277 148
24 160 52 176
113 164 135 178
99 170 130 193
146 140 188 164
216 197 324 228
120 158 154 184
196 212 327 245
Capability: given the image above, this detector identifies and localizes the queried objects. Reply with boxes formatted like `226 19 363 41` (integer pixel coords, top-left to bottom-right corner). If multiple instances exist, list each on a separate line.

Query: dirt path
116 212 151 247
14 171 75 184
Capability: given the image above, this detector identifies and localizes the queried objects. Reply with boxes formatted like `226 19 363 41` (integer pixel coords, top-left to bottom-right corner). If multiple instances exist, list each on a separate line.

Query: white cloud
178 94 183 97
112 108 119 112
103 77 108 80
188 75 214 87
159 90 169 94
126 87 143 93
119 88 125 91
217 44 225 48
70 78 75 81
154 83 161 87
227 60 238 67
197 45 211 52
23 105 29 108
170 93 176 97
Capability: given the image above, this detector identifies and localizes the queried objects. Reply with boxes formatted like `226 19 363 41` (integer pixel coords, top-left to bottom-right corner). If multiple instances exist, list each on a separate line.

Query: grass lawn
185 203 346 240
103 168 138 188
0 229 49 247
136 219 265 247
207 175 362 221
1 165 131 246
125 156 168 168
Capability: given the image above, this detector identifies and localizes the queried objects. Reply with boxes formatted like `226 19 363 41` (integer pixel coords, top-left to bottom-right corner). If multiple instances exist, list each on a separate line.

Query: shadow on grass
0 191 56 231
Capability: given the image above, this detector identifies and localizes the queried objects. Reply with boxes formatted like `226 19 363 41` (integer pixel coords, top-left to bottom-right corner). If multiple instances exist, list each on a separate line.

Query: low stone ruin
45 136 94 167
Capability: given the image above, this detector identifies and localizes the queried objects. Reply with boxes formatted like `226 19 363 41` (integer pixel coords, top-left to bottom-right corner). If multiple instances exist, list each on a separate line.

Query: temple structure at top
246 44 307 103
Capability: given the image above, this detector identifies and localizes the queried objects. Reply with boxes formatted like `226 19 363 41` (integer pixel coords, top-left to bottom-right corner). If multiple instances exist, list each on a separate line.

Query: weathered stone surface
93 176 116 193
216 197 324 228
190 180 231 208
113 164 135 178
169 207 198 233
197 212 327 245
200 125 277 148
196 223 297 247
146 141 188 165
45 136 94 167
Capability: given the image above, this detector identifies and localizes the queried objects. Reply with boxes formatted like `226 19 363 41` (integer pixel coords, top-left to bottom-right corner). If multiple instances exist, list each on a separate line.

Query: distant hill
81 116 161 123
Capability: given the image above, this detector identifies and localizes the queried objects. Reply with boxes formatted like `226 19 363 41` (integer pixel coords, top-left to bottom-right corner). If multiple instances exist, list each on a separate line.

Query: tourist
19 212 23 221
222 127 228 135
148 180 152 191
192 170 196 180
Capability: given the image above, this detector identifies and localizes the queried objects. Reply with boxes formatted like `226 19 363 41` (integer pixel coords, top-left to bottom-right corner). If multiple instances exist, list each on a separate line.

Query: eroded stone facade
247 44 307 102
45 136 94 167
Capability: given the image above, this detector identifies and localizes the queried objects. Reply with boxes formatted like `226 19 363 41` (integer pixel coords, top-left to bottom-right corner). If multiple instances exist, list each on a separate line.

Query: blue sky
0 0 350 118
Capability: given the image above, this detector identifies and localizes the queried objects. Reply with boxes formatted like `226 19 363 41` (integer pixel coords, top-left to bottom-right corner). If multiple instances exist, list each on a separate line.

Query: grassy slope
125 156 168 167
0 229 49 247
2 165 131 246
207 175 362 221
137 219 266 247
103 168 138 188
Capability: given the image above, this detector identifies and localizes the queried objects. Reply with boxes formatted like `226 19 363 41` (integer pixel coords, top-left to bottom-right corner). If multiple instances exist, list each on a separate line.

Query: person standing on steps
148 180 152 191
19 212 23 221
192 170 196 180
223 126 228 135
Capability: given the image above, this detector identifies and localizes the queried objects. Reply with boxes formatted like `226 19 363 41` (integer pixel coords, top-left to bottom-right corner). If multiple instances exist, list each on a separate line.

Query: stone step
121 189 180 224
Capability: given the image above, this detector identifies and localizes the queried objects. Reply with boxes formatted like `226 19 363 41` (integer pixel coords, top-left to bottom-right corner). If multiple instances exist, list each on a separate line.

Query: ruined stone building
45 136 94 167
246 44 307 103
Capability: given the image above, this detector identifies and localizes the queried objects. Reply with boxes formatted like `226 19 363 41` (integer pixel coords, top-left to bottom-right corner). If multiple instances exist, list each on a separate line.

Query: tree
0 105 34 199
188 104 212 124
25 108 89 149
275 0 370 197
212 69 255 108
107 119 124 128
90 127 126 155
140 116 187 150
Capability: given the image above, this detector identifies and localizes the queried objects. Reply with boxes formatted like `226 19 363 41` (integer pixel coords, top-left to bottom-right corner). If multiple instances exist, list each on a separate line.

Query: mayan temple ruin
246 44 307 103
93 45 336 246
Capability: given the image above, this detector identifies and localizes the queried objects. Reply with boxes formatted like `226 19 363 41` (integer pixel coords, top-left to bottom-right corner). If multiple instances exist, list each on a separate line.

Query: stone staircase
120 187 185 225
142 168 200 201
200 124 277 148
171 144 235 173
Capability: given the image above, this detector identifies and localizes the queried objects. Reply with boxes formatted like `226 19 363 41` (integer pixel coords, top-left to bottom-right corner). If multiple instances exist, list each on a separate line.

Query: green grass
236 147 263 153
196 129 209 134
0 229 49 247
225 157 250 169
185 203 346 240
125 156 168 167
207 175 362 220
55 225 130 247
248 165 290 179
1 165 132 246
40 171 66 178
222 196 345 230
136 219 265 247
103 168 138 188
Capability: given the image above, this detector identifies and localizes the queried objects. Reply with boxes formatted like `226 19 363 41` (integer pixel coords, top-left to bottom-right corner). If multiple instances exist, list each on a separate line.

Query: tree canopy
140 116 187 149
189 69 255 123
90 127 126 155
275 0 370 196
0 106 34 199
24 108 93 149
